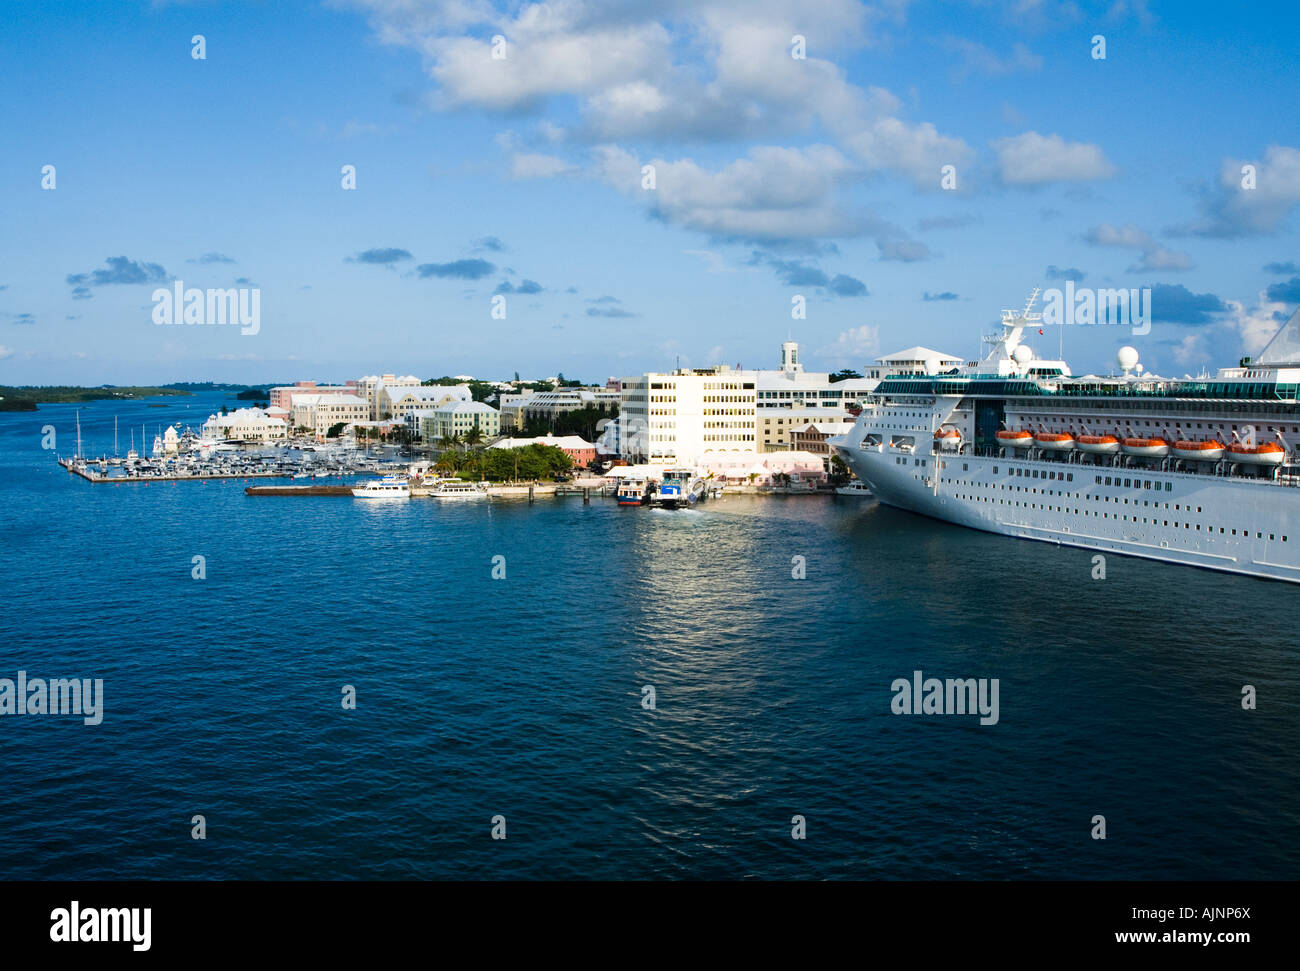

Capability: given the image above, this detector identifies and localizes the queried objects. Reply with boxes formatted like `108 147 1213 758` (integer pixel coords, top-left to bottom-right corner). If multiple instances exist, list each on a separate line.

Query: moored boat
835 480 873 497
351 475 410 499
429 479 488 499
615 476 650 505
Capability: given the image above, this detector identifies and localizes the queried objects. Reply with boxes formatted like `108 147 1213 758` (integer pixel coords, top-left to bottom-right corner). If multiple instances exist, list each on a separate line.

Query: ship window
1164 483 1172 491
1095 476 1102 484
1067 473 1073 481
1105 476 1112 485
993 467 999 474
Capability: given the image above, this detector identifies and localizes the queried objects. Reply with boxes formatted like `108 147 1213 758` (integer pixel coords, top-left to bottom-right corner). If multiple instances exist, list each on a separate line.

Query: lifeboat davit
1076 434 1120 454
1034 432 1076 451
996 429 1033 449
1172 439 1225 461
1121 436 1169 458
1227 441 1285 465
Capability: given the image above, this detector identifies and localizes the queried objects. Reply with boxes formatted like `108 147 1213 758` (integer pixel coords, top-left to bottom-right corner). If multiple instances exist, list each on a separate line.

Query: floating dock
245 485 356 496
60 458 287 484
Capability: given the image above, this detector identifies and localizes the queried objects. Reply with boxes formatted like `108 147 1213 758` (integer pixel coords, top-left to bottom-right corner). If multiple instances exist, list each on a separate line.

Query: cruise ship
831 291 1300 584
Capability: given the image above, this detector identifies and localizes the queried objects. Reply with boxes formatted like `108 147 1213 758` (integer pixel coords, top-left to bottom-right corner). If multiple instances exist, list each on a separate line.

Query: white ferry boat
429 480 488 500
351 475 410 499
653 468 705 508
831 292 1300 584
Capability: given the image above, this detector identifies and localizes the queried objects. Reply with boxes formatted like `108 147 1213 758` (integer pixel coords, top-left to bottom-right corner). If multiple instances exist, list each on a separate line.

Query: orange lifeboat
933 427 962 450
1076 434 1120 455
995 429 1033 449
1120 436 1169 458
1172 439 1225 461
1227 441 1285 465
1034 431 1076 451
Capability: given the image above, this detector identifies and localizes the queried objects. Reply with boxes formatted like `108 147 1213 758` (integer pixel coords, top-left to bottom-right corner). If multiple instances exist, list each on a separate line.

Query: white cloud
0 345 13 360
1171 333 1205 367
595 143 865 241
822 324 880 364
510 152 577 179
1175 145 1300 238
1086 223 1151 248
994 131 1116 185
939 37 1042 78
1085 222 1193 273
1226 292 1290 356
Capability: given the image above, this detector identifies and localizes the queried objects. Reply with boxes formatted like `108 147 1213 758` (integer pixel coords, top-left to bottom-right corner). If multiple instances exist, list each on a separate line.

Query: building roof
388 385 470 404
425 400 498 415
289 393 368 407
876 346 963 363
488 435 595 450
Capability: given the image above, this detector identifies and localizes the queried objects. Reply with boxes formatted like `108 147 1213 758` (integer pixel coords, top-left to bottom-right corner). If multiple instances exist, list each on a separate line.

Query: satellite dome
1012 345 1034 364
1117 346 1140 371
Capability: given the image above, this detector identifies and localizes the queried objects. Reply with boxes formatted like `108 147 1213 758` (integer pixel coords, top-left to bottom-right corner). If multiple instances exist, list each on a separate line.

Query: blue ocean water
0 393 1297 880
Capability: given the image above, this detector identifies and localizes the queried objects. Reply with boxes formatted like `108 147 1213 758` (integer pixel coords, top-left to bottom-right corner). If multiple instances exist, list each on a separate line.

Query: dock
60 458 288 484
245 485 356 496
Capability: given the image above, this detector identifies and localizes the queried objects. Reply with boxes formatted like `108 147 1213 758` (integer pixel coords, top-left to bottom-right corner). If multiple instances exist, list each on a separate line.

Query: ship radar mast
982 288 1042 372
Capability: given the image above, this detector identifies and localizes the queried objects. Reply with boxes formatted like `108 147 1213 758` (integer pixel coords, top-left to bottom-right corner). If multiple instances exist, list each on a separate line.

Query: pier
245 485 356 496
60 458 289 484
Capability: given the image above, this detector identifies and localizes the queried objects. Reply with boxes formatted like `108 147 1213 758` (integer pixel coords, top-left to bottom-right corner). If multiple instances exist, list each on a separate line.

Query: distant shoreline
0 384 270 411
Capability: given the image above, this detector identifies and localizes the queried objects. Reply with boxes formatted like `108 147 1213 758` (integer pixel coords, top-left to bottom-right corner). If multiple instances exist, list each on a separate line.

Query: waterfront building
790 420 859 467
268 380 359 411
617 366 758 465
418 400 500 442
356 373 421 420
498 392 536 433
387 386 472 427
759 405 858 452
288 394 369 439
695 449 829 486
200 407 288 442
614 341 880 465
488 435 597 466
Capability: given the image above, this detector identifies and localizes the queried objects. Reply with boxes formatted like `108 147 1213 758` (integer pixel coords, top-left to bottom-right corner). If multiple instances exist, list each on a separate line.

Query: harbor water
1 394 1297 879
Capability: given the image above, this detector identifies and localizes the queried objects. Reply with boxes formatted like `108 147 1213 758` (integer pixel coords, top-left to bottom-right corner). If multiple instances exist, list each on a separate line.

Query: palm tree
463 426 484 449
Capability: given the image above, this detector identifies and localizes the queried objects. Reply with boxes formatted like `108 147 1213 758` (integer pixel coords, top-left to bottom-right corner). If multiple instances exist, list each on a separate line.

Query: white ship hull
840 444 1300 584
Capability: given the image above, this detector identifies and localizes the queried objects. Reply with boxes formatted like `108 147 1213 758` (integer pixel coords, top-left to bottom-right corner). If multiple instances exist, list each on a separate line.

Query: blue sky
2 0 1299 385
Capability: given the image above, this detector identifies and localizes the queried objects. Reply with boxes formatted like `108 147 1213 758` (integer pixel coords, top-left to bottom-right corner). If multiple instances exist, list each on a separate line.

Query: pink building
488 435 597 467
269 380 359 411
697 450 827 485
